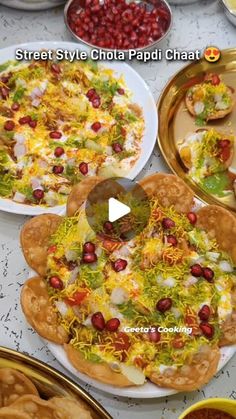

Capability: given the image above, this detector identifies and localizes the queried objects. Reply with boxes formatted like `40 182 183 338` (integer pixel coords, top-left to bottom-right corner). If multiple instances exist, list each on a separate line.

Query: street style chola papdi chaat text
20 174 236 391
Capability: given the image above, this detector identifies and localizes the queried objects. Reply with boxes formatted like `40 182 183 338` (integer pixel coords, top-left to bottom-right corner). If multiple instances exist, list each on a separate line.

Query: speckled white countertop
0 1 236 418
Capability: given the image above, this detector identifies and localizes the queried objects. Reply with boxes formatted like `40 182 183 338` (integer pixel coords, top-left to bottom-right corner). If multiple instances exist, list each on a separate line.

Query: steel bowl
221 0 236 26
64 0 173 53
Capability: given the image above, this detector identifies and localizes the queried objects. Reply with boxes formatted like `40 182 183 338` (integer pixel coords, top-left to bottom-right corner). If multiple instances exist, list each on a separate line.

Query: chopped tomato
134 356 147 369
172 335 185 349
65 290 88 306
47 245 57 254
219 146 231 162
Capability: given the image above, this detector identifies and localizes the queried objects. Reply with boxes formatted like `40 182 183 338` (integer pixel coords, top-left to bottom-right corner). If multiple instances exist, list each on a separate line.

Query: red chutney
185 408 235 419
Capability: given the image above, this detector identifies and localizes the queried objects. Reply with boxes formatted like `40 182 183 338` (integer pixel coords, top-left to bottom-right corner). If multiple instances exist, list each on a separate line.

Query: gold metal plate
0 346 111 419
158 48 236 212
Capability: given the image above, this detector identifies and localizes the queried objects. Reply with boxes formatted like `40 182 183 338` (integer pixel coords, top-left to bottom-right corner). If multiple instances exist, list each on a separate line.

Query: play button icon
85 177 150 241
108 198 130 222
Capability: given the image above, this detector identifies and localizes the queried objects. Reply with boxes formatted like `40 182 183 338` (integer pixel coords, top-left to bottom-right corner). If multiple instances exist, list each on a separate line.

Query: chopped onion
55 301 68 316
68 267 80 285
110 287 128 305
193 101 204 115
14 133 25 144
13 192 26 203
162 277 176 288
65 249 78 262
219 260 233 272
14 144 26 158
31 177 42 191
44 191 58 207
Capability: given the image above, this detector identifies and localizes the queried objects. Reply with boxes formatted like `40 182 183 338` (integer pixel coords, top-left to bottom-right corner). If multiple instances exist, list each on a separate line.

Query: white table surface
0 1 236 418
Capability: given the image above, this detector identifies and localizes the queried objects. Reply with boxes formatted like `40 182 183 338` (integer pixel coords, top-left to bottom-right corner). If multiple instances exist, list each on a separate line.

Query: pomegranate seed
198 305 211 321
83 253 97 263
166 235 178 246
79 162 88 175
29 120 37 129
49 276 63 290
92 97 101 108
199 322 214 339
148 328 161 343
118 88 125 95
162 218 175 229
19 116 31 125
91 121 101 132
91 312 105 331
33 189 44 200
50 131 62 139
86 88 96 100
187 212 197 225
112 259 127 272
103 221 113 232
0 86 9 99
54 147 65 157
4 120 15 131
202 267 214 283
11 102 20 111
112 142 123 153
156 297 172 313
51 63 61 74
83 242 95 253
53 165 64 175
106 318 120 332
191 264 203 277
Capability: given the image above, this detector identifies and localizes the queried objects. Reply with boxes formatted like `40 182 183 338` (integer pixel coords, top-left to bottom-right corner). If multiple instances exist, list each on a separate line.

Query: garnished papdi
185 73 234 124
20 174 236 391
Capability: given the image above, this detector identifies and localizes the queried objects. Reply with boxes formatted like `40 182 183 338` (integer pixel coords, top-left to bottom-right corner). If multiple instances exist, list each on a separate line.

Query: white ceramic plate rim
28 197 236 397
0 41 157 216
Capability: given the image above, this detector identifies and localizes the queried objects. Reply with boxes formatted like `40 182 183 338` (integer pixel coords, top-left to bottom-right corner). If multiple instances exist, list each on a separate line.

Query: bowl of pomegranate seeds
65 0 172 51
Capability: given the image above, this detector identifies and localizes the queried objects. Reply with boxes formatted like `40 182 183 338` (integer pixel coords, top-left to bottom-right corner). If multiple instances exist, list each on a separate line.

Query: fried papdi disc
50 397 92 419
0 368 38 407
149 345 220 391
185 87 234 120
138 173 194 213
64 344 133 387
0 407 31 418
196 205 236 264
20 214 62 276
21 277 69 344
66 177 102 216
220 289 236 346
10 395 66 419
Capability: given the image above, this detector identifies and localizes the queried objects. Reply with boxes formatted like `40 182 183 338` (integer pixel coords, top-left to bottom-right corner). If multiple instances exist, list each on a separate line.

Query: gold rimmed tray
0 346 111 419
158 48 236 212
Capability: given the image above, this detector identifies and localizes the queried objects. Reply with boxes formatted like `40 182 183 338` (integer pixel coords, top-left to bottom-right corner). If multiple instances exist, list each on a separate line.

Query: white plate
1 0 65 11
0 41 157 216
28 197 236 397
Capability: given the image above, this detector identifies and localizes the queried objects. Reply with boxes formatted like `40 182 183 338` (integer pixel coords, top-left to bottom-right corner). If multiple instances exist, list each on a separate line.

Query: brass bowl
0 346 111 419
64 0 173 52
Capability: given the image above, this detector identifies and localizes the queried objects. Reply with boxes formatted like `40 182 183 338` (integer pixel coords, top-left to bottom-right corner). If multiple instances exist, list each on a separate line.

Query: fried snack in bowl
51 396 94 419
185 73 234 123
0 368 38 407
20 214 62 276
20 173 236 392
0 408 31 418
